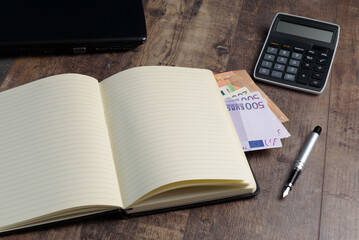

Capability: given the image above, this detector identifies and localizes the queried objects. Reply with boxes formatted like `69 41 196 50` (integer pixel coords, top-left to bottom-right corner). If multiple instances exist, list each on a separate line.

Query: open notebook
0 66 258 233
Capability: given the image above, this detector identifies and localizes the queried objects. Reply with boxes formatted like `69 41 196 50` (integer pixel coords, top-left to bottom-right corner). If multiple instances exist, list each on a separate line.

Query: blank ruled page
100 67 256 207
0 74 122 231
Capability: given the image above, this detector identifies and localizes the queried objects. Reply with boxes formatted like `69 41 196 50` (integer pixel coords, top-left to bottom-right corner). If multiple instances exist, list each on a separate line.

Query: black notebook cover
0 0 147 54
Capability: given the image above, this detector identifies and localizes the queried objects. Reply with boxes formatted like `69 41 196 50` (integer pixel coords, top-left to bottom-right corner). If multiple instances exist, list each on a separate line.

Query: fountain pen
282 126 322 198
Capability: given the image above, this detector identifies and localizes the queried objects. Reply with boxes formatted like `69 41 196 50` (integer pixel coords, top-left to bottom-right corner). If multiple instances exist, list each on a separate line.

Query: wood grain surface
1 0 358 239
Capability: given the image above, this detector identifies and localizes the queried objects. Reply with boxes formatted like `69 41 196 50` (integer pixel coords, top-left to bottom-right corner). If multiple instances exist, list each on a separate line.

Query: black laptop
0 0 147 54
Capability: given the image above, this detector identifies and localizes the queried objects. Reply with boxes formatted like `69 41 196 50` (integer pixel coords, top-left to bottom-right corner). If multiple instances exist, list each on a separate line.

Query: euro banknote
225 91 290 151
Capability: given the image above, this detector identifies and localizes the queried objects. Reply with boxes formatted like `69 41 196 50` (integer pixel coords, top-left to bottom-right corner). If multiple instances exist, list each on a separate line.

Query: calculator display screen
276 20 333 43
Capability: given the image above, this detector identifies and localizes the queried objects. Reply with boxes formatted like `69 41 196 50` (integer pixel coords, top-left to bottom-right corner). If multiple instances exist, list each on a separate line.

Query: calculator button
294 47 304 53
309 79 322 88
258 67 270 76
297 72 310 84
274 63 285 71
261 60 273 68
291 52 303 60
289 59 300 67
312 73 324 80
279 49 290 57
264 53 275 61
317 58 328 65
282 44 291 50
304 55 315 63
267 47 278 54
269 41 280 47
314 65 326 72
301 62 313 70
287 66 298 74
307 49 316 55
319 52 328 58
277 56 288 64
284 73 295 81
271 70 283 78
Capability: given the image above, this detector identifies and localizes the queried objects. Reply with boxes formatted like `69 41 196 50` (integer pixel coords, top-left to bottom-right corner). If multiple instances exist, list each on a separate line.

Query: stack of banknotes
216 71 290 152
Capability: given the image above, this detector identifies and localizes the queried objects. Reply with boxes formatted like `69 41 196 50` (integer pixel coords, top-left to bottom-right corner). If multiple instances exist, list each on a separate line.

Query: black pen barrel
285 169 301 189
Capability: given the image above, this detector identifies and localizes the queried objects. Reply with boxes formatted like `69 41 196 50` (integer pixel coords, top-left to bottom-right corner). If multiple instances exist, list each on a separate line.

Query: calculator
254 13 340 94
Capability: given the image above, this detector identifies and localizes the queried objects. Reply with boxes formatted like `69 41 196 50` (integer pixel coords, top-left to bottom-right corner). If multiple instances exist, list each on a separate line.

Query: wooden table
1 0 358 239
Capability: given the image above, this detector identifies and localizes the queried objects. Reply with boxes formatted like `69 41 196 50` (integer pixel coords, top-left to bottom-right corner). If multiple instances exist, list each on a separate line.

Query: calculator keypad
256 42 330 90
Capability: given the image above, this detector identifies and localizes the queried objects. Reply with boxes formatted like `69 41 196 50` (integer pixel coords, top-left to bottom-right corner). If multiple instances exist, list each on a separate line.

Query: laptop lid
0 0 147 54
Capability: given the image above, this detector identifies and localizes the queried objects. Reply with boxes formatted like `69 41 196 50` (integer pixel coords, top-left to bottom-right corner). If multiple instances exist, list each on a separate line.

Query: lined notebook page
100 66 256 207
0 74 121 230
